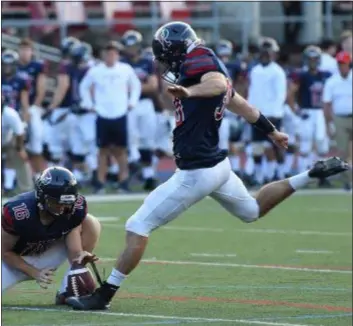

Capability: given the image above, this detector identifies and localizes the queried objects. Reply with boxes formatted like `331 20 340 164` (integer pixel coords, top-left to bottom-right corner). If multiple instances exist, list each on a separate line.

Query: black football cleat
55 291 68 305
308 157 349 179
66 283 117 310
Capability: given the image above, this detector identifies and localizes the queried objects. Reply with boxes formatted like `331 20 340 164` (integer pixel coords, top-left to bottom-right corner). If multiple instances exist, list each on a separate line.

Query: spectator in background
340 30 352 56
323 51 352 191
320 39 338 75
281 1 302 44
79 41 141 193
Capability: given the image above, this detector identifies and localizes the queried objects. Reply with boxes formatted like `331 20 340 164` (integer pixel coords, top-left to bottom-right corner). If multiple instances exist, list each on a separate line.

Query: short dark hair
320 38 336 50
104 41 123 52
19 37 33 48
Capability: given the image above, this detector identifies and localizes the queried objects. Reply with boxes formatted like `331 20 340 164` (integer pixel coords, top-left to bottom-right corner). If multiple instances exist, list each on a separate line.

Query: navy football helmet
216 39 233 58
303 45 322 70
121 30 143 58
61 36 80 56
70 43 90 64
1 49 19 76
152 21 201 82
35 167 78 218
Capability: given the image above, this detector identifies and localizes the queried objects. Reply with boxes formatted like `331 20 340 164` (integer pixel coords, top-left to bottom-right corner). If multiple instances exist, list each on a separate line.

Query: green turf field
2 190 353 326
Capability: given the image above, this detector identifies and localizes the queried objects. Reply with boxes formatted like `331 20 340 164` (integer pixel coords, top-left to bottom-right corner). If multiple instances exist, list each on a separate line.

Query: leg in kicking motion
66 157 349 310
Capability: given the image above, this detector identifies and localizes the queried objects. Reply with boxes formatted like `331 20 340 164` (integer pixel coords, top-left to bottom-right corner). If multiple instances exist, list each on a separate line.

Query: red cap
336 51 352 64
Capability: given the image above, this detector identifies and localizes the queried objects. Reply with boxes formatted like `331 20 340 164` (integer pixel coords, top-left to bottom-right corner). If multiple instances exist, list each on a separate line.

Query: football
66 262 96 297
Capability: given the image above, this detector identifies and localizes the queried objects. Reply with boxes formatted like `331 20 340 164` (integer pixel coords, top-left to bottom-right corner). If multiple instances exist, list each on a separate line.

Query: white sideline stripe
100 223 352 237
2 188 350 204
99 258 352 274
190 253 237 258
295 250 334 254
4 306 315 326
97 216 120 222
241 229 352 237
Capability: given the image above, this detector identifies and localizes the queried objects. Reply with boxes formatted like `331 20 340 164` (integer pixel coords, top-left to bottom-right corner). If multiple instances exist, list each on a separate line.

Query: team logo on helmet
157 28 171 49
41 171 52 185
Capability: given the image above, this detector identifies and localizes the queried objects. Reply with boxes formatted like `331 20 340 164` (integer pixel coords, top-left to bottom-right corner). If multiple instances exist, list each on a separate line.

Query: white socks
107 268 127 287
142 166 155 179
4 168 16 190
59 266 71 294
288 171 310 190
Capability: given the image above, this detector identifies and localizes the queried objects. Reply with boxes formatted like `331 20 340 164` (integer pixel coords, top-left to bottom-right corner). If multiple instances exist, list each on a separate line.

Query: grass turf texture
2 191 352 326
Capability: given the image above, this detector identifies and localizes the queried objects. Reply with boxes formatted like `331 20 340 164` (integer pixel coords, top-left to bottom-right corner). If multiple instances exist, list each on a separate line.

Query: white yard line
190 253 237 258
1 188 351 205
99 258 351 274
3 306 316 326
295 250 334 254
97 216 120 222
99 222 352 237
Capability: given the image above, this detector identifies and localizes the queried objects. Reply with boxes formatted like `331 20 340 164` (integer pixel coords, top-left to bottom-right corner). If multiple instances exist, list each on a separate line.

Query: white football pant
126 158 260 237
43 108 74 161
2 241 67 292
26 106 44 155
70 112 96 156
298 108 329 155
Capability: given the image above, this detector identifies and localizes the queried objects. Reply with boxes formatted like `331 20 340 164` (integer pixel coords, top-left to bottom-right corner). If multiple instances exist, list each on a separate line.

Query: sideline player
17 38 47 178
1 166 101 303
67 22 349 310
121 30 159 190
289 46 331 182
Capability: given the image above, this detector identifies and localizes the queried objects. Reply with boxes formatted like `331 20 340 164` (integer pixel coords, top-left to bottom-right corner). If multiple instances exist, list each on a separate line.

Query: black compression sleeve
252 114 276 134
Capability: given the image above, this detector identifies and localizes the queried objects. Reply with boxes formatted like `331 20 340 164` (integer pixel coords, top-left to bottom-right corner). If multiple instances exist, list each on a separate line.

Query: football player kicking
1 166 101 305
67 22 349 310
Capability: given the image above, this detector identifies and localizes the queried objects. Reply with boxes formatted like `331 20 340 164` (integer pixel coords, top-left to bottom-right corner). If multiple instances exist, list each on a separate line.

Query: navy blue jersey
122 57 155 100
1 73 29 111
58 62 89 108
67 63 90 107
2 191 87 256
295 70 331 109
173 46 232 170
17 60 48 105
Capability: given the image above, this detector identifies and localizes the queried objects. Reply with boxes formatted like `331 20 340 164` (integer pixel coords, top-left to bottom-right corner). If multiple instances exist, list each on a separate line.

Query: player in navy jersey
215 39 250 177
121 30 159 190
2 166 101 302
289 46 332 183
1 49 30 118
64 43 94 185
17 38 48 178
67 22 348 311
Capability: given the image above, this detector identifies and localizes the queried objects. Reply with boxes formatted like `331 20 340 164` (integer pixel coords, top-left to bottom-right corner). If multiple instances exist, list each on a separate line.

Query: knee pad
253 155 262 164
237 198 260 223
139 149 153 165
316 139 329 156
125 215 151 237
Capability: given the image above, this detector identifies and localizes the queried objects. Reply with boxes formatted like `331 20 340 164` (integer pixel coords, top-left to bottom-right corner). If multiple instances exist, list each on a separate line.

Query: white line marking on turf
190 253 237 258
2 188 350 204
98 216 120 222
99 258 351 274
295 250 334 254
3 306 316 326
242 229 352 237
102 223 352 237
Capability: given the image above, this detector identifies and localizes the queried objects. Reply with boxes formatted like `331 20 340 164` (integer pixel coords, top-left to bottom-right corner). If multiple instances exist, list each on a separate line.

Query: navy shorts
96 115 128 148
